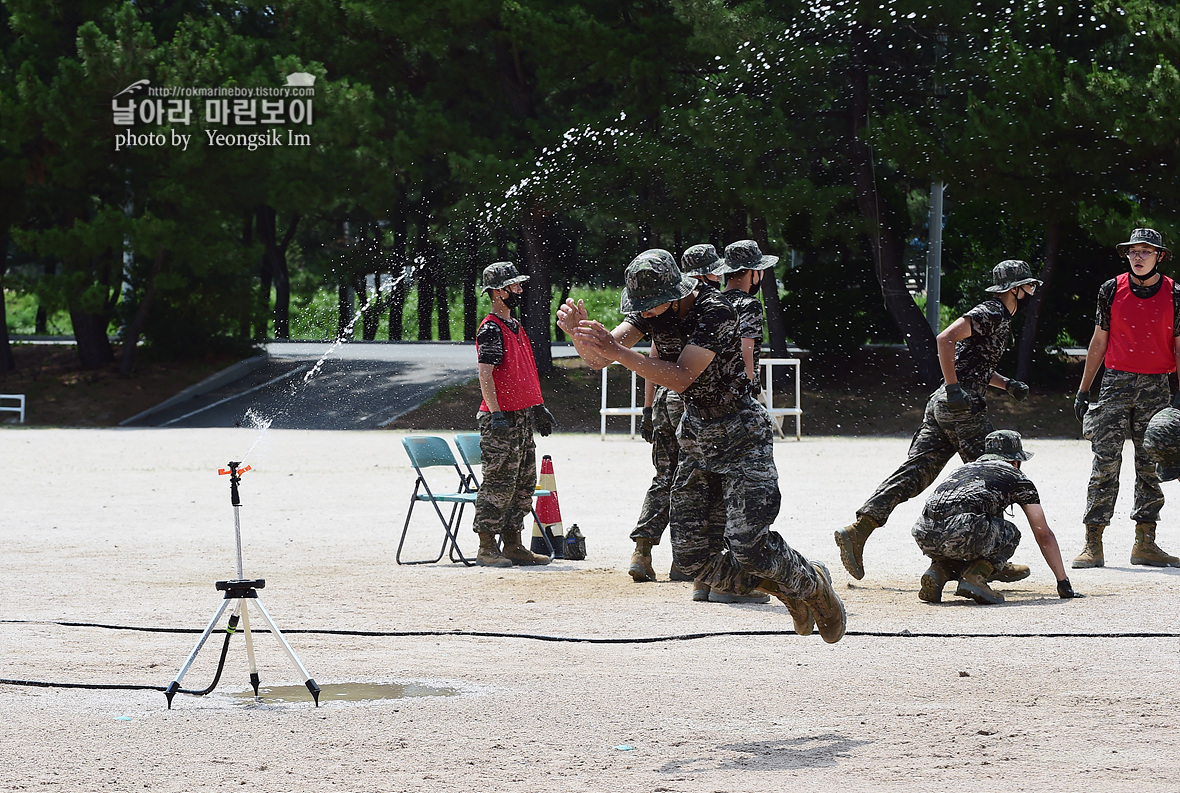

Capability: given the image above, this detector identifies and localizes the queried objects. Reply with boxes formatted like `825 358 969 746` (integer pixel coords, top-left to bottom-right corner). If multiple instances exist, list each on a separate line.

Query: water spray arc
163 462 320 708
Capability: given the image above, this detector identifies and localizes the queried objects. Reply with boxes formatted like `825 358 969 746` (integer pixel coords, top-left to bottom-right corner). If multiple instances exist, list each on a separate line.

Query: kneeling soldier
912 430 1083 604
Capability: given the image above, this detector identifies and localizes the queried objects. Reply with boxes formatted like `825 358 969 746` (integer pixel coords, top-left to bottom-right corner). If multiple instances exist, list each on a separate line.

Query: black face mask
747 274 763 296
502 291 521 311
1131 264 1159 283
645 302 681 333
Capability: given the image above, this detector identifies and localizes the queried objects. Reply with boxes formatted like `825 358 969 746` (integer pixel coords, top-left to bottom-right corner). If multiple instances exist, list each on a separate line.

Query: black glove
1074 391 1090 423
1057 577 1084 599
532 404 556 437
489 411 509 434
944 383 969 413
1006 379 1029 401
640 406 654 443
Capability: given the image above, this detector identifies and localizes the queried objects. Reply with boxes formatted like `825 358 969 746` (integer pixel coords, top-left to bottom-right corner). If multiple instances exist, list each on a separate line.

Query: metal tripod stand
164 462 320 709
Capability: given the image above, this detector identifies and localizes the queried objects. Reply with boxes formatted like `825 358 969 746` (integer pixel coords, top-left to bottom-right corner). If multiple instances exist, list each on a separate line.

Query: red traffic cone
531 455 565 558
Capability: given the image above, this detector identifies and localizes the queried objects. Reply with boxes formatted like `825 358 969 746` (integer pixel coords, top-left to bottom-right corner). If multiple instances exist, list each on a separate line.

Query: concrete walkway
122 340 578 430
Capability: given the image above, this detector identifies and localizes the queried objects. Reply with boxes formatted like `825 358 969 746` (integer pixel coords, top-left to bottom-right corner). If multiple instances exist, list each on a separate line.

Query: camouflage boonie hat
620 249 696 313
1144 407 1180 480
481 261 529 294
985 260 1043 293
681 244 724 278
1116 228 1172 263
717 239 780 275
977 429 1033 462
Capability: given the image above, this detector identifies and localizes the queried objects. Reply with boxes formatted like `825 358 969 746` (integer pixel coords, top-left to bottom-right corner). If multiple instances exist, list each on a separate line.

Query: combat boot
834 514 879 580
501 529 551 566
476 533 512 568
628 538 657 582
1072 524 1105 568
803 562 846 643
989 562 1031 583
692 580 711 602
755 578 814 636
707 588 771 604
1130 522 1180 567
668 562 694 582
918 558 958 603
955 559 1004 605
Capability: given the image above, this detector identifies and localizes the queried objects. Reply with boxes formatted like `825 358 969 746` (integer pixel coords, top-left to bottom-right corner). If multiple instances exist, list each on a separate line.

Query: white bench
598 356 803 441
0 394 26 423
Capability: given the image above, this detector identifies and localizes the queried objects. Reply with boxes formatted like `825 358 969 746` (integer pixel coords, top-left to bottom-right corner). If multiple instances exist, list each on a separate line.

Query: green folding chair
397 436 477 566
452 432 555 557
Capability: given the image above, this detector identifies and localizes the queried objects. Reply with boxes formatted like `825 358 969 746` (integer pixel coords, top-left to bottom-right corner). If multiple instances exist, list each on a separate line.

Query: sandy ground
2 428 1179 792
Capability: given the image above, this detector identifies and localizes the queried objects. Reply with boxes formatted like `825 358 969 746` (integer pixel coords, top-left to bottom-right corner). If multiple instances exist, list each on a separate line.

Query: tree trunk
119 247 166 376
70 306 114 369
0 233 14 373
389 201 409 340
256 205 299 340
35 259 53 334
435 242 451 341
519 206 554 375
752 216 790 358
462 223 480 341
1015 218 1061 382
847 25 939 385
727 209 748 244
337 281 354 339
417 225 435 341
238 211 253 340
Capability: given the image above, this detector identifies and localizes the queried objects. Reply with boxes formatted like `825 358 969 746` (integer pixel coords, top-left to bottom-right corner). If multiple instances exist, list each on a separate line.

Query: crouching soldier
912 430 1083 604
1144 408 1180 507
473 262 556 567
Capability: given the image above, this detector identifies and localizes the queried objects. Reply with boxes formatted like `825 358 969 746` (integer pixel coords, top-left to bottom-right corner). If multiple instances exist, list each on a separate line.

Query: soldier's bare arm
573 319 714 392
558 298 645 369
644 345 660 408
741 337 756 383
478 363 500 413
936 316 972 385
1020 503 1069 583
1078 326 1109 392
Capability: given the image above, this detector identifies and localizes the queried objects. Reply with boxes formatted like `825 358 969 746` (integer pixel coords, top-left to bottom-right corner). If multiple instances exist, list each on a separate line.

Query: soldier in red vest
1073 228 1180 569
473 262 556 567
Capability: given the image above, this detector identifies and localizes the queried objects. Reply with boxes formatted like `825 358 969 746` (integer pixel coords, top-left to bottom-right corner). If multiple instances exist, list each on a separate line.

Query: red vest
1105 272 1177 374
477 314 544 412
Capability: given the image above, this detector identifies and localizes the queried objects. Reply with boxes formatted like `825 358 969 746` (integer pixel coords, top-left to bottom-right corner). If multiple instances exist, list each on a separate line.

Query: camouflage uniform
912 460 1039 566
724 289 764 395
473 407 537 536
857 298 1014 525
632 285 817 599
1081 277 1180 526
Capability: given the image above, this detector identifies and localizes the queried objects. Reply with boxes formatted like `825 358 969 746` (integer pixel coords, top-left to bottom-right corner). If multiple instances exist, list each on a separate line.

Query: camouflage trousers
630 387 684 544
1082 369 1169 526
912 512 1020 566
473 408 536 537
670 397 819 599
858 384 994 526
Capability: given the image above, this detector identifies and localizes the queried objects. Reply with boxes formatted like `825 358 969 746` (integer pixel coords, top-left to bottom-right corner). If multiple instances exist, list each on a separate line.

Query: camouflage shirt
476 315 520 365
922 460 1040 519
627 284 748 409
954 299 1013 394
724 288 764 376
1094 276 1180 332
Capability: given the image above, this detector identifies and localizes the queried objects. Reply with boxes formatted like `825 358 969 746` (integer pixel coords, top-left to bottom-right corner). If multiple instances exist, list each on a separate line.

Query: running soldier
1072 228 1180 569
912 430 1083 604
630 244 724 584
558 250 846 642
835 259 1041 580
473 262 556 567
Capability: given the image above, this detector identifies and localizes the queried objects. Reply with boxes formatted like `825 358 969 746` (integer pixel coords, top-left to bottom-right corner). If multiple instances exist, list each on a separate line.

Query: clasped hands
556 298 623 360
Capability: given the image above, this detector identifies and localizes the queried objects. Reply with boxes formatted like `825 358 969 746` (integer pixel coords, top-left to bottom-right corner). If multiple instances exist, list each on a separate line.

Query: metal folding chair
397 436 478 566
452 432 556 557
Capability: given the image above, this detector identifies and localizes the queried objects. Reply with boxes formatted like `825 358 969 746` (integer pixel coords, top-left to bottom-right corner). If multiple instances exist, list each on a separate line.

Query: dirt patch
0 344 245 426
